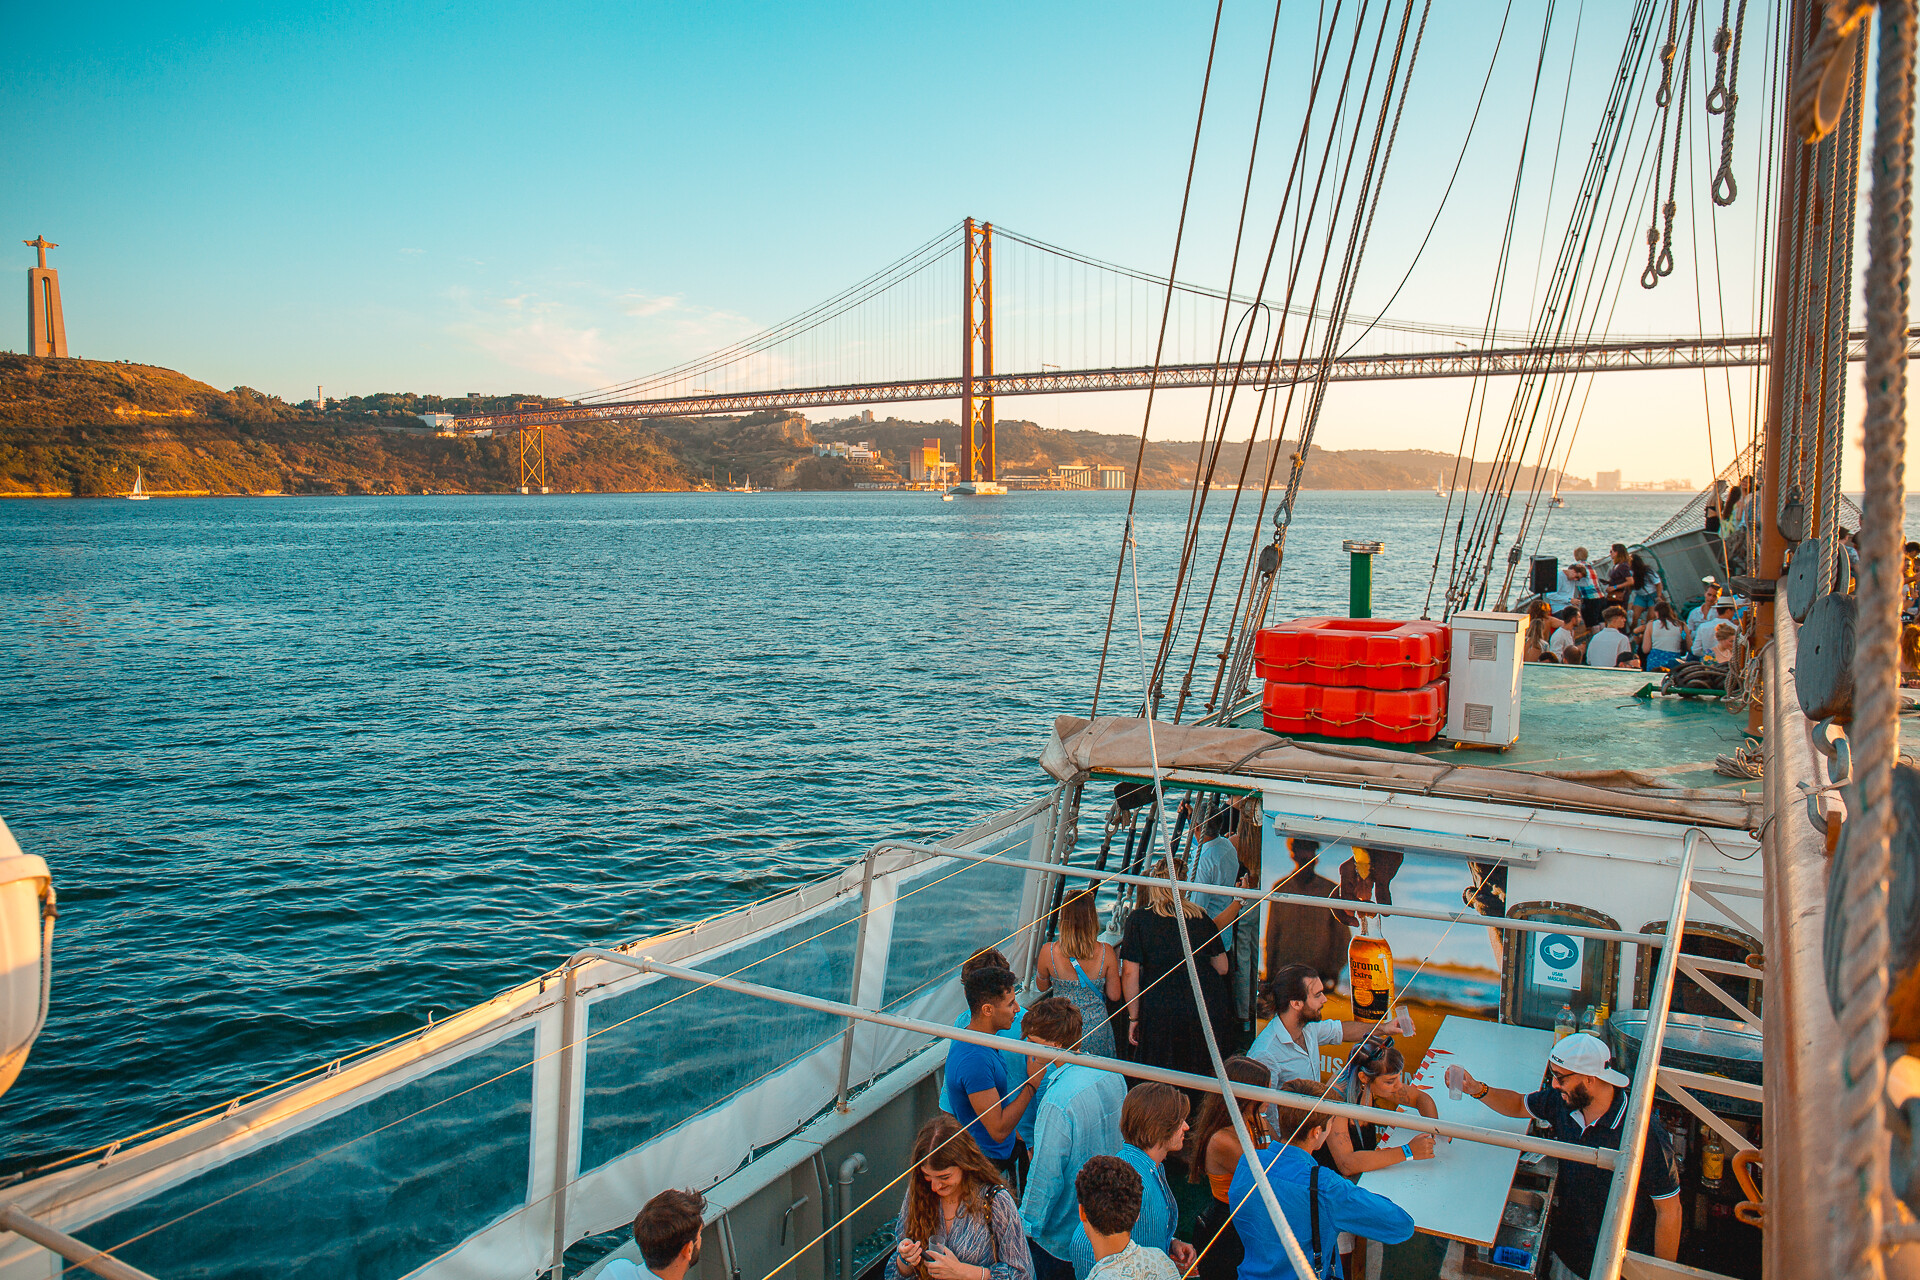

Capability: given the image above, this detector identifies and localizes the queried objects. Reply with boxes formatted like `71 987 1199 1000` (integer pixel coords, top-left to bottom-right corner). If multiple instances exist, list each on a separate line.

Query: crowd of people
607 975 1673 1280
600 805 1681 1280
1523 546 1752 674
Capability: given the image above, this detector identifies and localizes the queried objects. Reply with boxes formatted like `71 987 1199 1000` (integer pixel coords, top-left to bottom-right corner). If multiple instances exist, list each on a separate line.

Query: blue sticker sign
1532 933 1583 990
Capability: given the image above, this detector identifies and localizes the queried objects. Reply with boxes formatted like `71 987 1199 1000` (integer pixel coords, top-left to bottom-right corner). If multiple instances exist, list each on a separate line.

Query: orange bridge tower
24 237 67 358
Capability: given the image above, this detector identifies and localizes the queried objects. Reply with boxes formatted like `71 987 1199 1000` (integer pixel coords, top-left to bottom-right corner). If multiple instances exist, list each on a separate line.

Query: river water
0 488 1815 1162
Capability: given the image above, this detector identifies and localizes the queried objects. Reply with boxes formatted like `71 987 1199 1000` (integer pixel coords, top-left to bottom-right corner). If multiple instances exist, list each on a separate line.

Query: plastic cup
1395 1006 1414 1035
1445 1064 1464 1101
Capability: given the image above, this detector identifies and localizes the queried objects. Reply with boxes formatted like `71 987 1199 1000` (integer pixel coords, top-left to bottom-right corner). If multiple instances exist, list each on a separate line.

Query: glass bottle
1348 915 1395 1021
1700 1129 1727 1190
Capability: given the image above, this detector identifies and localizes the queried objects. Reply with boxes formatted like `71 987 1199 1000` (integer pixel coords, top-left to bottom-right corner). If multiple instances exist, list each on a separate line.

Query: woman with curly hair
894 1115 1031 1280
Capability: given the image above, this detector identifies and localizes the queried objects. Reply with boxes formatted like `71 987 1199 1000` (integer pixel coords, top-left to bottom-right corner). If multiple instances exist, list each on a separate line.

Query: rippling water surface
0 488 1729 1160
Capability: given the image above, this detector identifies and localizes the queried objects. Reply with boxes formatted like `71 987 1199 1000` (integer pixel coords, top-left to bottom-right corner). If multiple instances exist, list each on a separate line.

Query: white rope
1123 519 1322 1279
1836 3 1912 1275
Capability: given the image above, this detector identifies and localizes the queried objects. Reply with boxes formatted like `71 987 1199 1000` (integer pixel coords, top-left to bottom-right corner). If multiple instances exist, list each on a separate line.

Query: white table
1354 1016 1556 1246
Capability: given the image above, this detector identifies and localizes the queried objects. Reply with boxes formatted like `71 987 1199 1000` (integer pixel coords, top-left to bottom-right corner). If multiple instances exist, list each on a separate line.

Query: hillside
0 356 1581 497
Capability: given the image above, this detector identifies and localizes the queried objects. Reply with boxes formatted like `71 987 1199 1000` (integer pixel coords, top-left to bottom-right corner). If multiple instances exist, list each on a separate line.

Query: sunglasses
1547 1068 1577 1085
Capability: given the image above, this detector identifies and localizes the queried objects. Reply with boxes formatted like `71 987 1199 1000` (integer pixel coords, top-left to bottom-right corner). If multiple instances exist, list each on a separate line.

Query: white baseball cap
1549 1032 1630 1087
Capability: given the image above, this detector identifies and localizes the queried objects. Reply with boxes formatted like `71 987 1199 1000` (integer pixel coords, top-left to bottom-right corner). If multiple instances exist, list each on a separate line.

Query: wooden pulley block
1785 535 1827 622
1827 763 1920 1038
1796 591 1856 722
1778 486 1809 544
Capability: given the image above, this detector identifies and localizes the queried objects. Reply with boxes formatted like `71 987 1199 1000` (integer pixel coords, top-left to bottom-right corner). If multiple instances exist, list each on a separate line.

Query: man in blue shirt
1453 1032 1681 1277
1190 809 1248 925
601 1188 706 1280
1019 998 1126 1280
1232 1080 1415 1280
944 965 1040 1174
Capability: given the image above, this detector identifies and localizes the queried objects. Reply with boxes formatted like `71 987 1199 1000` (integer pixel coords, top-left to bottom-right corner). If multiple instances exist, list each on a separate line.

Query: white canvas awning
1041 715 1758 829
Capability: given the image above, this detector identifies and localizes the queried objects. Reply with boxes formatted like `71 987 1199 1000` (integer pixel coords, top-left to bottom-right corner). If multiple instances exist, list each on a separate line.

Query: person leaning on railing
1448 1033 1680 1279
601 1188 706 1280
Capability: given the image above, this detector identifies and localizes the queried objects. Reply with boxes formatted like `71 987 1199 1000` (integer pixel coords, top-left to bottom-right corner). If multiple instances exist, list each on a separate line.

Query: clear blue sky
3 0 1877 487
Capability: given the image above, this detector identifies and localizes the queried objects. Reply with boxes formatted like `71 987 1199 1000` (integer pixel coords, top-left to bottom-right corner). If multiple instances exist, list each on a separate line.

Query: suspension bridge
460 218 1920 492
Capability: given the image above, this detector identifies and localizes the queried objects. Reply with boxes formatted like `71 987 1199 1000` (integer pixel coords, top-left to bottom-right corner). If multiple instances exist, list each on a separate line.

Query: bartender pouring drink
1448 1033 1680 1279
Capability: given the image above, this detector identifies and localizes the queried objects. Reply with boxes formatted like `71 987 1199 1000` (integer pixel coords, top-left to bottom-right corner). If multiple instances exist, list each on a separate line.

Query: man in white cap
1451 1033 1680 1277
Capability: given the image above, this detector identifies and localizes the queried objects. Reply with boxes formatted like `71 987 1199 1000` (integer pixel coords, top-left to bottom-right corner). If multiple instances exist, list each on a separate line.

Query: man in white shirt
1692 600 1738 657
1584 607 1636 668
602 1188 705 1280
1547 607 1582 663
1685 580 1722 630
1249 964 1410 1087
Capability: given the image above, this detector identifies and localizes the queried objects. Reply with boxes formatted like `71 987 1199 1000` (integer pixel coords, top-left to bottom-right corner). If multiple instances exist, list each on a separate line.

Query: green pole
1343 539 1383 618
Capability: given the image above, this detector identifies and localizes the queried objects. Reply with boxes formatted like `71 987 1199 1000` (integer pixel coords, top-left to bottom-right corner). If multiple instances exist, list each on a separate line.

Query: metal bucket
1606 1009 1762 1117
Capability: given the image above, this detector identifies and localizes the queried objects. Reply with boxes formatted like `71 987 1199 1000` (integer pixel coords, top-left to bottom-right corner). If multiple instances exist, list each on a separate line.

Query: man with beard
1452 1034 1680 1278
1247 964 1411 1089
604 1188 707 1280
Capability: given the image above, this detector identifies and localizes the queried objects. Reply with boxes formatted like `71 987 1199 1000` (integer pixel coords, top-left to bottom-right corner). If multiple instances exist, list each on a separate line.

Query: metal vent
1463 703 1493 733
1469 634 1498 661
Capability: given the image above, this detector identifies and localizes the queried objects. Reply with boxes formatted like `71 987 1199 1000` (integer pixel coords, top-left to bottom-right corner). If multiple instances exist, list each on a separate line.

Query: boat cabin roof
1228 660 1918 794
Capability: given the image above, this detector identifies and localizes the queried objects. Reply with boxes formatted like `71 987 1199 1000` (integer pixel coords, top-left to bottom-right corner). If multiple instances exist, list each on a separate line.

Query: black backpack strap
1309 1164 1322 1275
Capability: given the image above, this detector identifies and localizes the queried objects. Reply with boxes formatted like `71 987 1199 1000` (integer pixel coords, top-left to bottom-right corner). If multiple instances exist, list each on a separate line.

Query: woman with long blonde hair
893 1115 1030 1280
1034 884 1122 1057
1119 857 1232 1080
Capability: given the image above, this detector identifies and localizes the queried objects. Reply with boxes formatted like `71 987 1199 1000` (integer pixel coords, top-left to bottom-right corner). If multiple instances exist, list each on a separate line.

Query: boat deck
1228 661 1920 795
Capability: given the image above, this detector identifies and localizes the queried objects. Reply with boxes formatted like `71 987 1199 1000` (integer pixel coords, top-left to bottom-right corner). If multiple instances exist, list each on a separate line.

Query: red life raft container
1260 679 1449 744
1253 617 1451 690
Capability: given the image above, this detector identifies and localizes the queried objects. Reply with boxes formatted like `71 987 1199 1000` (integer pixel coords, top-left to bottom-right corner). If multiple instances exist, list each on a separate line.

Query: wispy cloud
448 284 762 392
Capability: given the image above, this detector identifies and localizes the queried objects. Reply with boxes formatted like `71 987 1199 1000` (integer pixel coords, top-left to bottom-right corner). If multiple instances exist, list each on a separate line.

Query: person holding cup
1248 964 1415 1089
1320 1041 1437 1280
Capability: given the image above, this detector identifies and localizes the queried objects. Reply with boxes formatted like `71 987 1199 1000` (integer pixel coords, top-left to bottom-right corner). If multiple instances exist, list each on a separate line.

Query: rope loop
1642 225 1664 289
1657 40 1678 107
1793 1 1875 143
1707 0 1733 114
1713 161 1740 207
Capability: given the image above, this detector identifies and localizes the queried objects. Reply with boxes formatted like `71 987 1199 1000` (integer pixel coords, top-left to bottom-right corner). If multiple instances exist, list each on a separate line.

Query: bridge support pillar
960 218 995 485
518 427 549 494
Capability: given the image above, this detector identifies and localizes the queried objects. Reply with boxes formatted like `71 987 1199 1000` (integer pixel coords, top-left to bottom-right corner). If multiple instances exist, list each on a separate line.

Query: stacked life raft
1253 617 1451 744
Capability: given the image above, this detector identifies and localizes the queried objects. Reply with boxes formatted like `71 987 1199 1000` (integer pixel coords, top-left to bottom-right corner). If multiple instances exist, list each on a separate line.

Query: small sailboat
1431 470 1444 497
125 468 150 501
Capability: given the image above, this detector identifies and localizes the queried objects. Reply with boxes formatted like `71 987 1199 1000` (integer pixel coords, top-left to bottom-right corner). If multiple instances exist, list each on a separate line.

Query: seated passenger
946 966 1040 1177
601 1188 706 1280
1019 998 1126 1280
895 1115 1033 1280
1231 1081 1416 1280
1074 1155 1181 1280
1546 607 1584 664
1637 603 1688 672
1319 1042 1436 1278
1583 607 1636 669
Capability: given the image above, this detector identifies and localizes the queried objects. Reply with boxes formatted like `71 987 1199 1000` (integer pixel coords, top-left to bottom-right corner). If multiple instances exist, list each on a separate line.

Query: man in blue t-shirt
1453 1032 1681 1277
945 965 1040 1171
